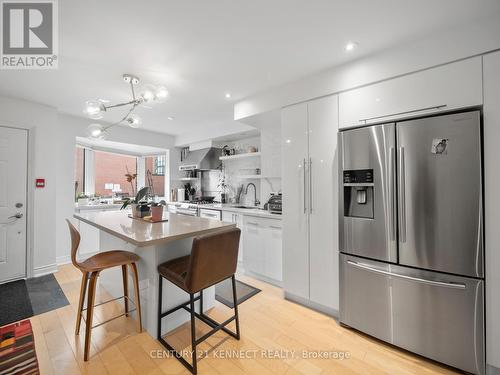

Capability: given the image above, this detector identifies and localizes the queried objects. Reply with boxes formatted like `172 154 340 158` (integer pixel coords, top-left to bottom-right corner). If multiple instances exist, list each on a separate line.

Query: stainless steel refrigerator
338 110 484 374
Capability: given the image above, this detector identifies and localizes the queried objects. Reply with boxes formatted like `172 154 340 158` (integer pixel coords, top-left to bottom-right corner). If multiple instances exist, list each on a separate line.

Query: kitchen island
73 210 235 337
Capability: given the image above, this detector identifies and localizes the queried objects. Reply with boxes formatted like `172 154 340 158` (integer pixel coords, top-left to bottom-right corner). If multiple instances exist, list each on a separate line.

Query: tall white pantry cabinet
281 94 339 313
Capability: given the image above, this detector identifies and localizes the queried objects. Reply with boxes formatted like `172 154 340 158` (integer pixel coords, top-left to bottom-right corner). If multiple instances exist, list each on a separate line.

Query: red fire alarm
35 178 45 188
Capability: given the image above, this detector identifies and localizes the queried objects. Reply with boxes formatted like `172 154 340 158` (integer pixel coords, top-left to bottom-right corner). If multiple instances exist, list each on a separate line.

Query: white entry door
0 127 28 283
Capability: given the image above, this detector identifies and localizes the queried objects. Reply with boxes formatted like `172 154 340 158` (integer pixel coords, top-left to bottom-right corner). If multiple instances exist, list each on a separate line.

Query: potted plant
121 186 150 218
150 200 166 222
76 192 90 207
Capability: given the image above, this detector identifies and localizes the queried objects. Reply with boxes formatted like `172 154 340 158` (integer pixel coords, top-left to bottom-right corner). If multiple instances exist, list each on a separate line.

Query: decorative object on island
150 201 166 222
120 186 150 218
84 74 169 139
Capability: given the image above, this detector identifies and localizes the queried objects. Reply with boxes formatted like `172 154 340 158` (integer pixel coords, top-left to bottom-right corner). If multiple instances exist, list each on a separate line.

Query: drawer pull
347 260 466 289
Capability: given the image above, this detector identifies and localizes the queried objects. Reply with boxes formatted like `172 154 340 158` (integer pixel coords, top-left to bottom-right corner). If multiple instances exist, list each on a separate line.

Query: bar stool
66 219 143 361
157 227 241 374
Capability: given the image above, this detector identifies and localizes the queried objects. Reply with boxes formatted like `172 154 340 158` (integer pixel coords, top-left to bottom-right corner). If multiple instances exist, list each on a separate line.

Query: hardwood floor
28 264 460 374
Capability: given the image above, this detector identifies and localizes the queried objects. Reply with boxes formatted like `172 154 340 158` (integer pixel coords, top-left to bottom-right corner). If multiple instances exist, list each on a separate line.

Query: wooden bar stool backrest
185 227 241 293
66 219 83 271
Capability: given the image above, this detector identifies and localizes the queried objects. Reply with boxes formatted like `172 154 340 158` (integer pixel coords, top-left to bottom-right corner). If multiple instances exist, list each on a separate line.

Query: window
145 155 166 197
94 150 137 197
153 155 165 176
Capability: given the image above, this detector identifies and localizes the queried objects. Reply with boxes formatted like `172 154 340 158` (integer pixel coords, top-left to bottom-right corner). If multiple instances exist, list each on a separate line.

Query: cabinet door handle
303 158 307 214
309 157 313 214
269 225 281 229
247 222 258 226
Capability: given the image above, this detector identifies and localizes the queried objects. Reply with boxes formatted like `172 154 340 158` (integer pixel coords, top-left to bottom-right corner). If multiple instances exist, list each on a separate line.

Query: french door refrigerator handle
398 147 406 243
347 261 466 289
389 147 396 241
303 158 307 214
309 158 313 214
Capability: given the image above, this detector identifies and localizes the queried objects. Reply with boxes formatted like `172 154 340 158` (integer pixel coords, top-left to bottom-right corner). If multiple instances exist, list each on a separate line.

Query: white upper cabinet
339 57 483 128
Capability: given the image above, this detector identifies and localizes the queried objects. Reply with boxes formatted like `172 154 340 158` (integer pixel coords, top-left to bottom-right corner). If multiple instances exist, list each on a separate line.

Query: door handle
309 158 313 214
398 147 406 243
0 213 23 225
303 158 307 214
389 147 396 241
347 261 466 289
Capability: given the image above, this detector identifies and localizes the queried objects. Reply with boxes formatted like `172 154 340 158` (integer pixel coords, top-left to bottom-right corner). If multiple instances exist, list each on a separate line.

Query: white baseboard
56 254 71 265
33 263 58 277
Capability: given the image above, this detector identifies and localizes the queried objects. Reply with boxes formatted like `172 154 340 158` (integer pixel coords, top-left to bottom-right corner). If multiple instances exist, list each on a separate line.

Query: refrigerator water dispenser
343 169 374 219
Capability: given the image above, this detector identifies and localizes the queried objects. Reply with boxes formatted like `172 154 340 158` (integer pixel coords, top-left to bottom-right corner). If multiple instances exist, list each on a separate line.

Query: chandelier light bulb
87 123 105 139
155 86 169 102
127 114 142 128
84 100 104 118
141 84 157 103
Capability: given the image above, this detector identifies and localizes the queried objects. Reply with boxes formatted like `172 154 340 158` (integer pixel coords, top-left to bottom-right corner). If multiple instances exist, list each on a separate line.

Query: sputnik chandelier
84 74 168 139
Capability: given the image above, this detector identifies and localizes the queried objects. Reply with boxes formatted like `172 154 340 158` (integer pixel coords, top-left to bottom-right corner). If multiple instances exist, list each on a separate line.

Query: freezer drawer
339 254 485 375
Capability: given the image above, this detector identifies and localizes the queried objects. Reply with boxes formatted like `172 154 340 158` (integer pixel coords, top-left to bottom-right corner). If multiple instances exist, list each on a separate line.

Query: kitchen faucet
245 183 260 206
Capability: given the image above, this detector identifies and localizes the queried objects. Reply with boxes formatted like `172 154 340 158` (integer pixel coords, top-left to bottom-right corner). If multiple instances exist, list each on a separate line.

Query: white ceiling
1 0 500 140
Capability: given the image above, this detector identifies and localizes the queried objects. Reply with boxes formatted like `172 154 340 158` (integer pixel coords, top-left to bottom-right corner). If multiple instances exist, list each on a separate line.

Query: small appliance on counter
266 192 282 214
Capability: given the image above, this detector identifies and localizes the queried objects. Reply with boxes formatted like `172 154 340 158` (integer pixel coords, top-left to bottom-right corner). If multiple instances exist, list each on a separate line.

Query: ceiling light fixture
167 116 174 121
345 42 358 52
225 93 231 99
84 74 169 139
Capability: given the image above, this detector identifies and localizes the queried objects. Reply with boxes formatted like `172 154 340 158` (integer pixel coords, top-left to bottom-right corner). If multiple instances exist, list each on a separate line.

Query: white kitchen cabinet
199 208 221 220
338 57 483 129
281 94 339 313
222 211 244 266
242 215 282 284
483 51 500 370
264 221 282 282
308 95 339 309
281 102 310 299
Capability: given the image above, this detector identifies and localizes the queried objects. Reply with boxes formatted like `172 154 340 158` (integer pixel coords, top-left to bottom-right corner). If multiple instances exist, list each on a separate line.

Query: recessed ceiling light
167 116 174 121
345 42 358 52
225 93 231 99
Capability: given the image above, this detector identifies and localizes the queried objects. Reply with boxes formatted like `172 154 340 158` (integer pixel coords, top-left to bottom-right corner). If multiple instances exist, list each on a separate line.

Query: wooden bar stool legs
84 271 99 361
74 263 142 361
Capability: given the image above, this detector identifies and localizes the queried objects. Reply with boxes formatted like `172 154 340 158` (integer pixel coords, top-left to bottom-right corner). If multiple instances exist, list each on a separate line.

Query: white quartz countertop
167 202 282 219
75 203 123 211
74 210 235 247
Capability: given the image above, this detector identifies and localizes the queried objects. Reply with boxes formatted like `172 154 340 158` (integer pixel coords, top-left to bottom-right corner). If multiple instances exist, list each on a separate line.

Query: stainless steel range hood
179 148 221 171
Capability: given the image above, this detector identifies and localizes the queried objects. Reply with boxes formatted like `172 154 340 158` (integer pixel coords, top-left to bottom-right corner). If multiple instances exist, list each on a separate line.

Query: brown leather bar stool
66 219 143 361
157 227 241 374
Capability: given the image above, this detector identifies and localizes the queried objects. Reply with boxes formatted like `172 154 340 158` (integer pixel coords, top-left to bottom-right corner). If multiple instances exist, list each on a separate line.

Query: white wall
0 95 180 274
235 12 500 120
